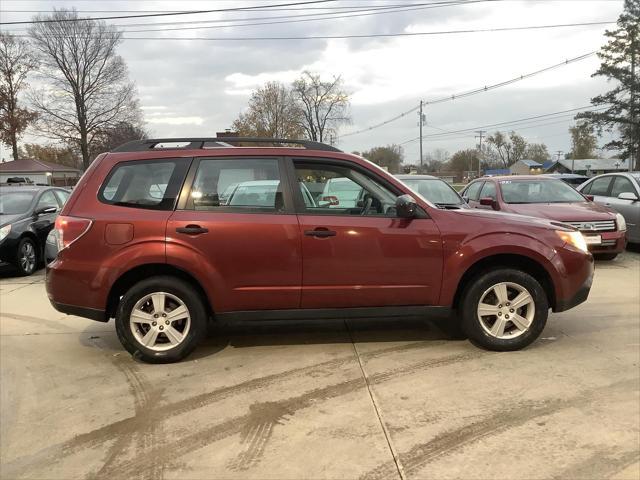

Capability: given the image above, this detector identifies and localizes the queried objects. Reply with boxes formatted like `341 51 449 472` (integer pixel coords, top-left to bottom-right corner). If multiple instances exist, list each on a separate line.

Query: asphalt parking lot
1 252 639 480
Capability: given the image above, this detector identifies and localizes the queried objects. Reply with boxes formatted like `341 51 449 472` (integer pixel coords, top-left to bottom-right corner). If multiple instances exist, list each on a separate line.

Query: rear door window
187 158 285 212
99 159 189 210
610 176 636 197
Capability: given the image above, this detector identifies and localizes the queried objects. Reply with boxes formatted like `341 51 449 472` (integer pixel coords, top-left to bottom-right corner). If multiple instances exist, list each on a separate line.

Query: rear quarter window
98 159 189 210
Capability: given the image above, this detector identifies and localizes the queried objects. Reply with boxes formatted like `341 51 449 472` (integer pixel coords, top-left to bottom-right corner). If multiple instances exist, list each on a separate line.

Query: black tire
460 268 548 351
115 276 208 363
594 253 618 261
15 237 38 276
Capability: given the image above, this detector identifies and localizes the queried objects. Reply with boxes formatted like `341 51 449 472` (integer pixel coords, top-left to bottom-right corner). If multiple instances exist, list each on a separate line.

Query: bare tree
291 71 350 143
232 82 303 138
486 131 528 168
29 9 141 169
0 33 38 161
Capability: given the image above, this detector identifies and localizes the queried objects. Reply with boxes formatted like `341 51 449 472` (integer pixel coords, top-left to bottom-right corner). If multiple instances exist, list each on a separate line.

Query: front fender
438 231 561 306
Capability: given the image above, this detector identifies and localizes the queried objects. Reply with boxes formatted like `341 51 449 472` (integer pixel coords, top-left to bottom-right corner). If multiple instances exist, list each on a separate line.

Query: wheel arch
106 264 213 321
451 253 556 311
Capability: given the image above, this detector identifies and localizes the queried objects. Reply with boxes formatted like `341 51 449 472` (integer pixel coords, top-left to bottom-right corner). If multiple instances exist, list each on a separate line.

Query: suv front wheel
460 268 549 351
115 276 207 363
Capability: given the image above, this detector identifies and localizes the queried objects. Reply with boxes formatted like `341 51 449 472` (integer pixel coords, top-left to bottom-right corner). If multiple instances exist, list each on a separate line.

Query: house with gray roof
544 158 631 175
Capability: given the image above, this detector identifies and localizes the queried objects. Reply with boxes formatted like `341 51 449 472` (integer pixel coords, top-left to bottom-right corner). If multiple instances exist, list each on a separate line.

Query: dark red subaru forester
46 138 594 363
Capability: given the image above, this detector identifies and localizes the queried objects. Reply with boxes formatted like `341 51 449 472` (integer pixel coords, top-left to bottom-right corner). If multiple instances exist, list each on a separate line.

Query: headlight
0 224 10 242
556 230 589 253
616 213 627 231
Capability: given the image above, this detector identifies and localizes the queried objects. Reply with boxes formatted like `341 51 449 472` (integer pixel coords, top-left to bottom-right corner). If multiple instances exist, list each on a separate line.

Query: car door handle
304 228 336 238
176 224 208 235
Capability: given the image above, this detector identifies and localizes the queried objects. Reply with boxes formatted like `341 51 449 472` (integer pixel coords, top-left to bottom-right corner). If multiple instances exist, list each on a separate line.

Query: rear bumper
46 258 111 322
49 300 107 322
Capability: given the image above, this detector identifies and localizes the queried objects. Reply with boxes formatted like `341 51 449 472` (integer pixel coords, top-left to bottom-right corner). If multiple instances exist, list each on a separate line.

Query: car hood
501 201 615 221
454 208 563 230
0 214 25 227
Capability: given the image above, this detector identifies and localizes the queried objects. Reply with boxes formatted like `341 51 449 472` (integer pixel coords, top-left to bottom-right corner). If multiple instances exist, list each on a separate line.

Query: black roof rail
111 137 342 153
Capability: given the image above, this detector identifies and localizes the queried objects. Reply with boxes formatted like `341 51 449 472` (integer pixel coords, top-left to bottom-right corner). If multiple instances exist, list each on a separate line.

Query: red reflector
55 216 92 249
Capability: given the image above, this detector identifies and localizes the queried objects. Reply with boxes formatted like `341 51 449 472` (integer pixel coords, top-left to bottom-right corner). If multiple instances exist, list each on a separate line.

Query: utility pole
475 130 486 177
630 26 637 172
418 101 425 168
555 150 563 162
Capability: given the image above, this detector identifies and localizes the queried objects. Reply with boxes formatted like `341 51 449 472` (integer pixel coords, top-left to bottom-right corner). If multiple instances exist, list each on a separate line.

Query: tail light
55 216 93 250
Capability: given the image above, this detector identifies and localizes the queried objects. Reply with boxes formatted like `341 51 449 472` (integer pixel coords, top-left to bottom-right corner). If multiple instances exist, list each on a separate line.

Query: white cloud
147 116 205 126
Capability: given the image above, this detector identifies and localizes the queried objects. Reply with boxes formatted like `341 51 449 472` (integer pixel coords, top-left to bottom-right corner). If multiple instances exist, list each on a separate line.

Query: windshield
402 178 463 205
500 179 585 203
0 191 36 215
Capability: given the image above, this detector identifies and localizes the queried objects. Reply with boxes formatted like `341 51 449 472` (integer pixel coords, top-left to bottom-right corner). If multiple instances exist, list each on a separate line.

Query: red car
461 175 627 260
46 138 594 363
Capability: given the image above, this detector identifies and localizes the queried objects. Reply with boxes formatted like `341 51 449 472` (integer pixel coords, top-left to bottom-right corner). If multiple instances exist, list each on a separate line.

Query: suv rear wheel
460 268 548 351
115 276 207 363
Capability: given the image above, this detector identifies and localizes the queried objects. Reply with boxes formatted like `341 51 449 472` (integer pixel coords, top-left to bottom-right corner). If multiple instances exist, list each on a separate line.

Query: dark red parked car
46 138 594 363
461 175 627 260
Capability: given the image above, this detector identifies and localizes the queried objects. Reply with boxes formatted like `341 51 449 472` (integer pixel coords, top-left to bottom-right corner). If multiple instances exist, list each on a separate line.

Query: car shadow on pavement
78 317 454 361
192 317 452 359
0 264 45 279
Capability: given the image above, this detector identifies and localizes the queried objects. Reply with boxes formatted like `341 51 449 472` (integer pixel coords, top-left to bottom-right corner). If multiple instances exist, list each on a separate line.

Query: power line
0 0 622 13
341 52 598 137
398 106 609 144
4 1 476 31
0 0 338 25
5 19 615 39
86 1 483 33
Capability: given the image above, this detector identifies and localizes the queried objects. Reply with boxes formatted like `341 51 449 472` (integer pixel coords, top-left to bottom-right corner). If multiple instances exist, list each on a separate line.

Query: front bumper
0 236 20 265
583 230 627 254
554 266 594 312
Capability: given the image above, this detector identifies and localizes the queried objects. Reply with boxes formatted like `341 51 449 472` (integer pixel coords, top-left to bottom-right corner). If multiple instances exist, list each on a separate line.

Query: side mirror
35 206 57 215
479 197 498 209
461 196 469 203
321 195 340 206
584 194 594 202
618 191 639 201
396 194 417 218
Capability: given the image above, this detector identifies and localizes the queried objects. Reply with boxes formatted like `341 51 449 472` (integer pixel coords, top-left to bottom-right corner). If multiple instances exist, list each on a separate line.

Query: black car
0 186 70 275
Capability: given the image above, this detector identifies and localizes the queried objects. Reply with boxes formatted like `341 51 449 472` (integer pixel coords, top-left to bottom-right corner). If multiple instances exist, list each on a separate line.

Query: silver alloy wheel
129 292 191 352
476 281 535 339
20 242 36 273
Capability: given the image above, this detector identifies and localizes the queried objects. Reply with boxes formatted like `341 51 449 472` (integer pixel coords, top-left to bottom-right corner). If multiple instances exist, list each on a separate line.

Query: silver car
578 172 640 244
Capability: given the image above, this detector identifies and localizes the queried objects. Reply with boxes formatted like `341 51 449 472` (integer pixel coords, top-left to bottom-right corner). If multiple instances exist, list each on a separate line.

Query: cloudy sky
0 0 626 163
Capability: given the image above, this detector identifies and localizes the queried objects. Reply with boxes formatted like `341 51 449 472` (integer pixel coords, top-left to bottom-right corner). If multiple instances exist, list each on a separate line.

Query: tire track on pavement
95 351 487 478
360 377 639 480
1 340 441 477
